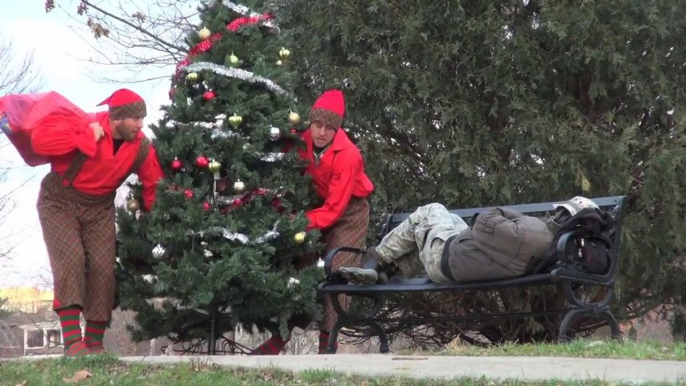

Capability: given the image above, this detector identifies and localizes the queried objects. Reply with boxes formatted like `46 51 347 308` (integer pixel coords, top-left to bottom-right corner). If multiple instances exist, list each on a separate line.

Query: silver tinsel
210 221 280 245
206 0 281 33
183 62 286 95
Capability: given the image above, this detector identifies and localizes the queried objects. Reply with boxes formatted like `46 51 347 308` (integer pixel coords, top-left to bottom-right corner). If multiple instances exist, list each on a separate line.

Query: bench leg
598 308 622 341
365 321 390 354
559 281 623 343
326 321 344 354
558 308 584 343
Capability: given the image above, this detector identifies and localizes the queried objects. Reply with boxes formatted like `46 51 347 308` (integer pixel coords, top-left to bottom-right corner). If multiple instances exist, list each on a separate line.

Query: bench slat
319 273 557 294
387 195 625 227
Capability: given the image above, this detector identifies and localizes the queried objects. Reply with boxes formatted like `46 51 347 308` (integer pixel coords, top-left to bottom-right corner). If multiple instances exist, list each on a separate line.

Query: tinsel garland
182 62 286 95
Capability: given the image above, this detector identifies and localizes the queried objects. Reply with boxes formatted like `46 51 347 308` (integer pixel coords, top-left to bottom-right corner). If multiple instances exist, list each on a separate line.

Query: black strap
62 152 89 186
440 234 458 281
129 137 151 175
64 136 151 187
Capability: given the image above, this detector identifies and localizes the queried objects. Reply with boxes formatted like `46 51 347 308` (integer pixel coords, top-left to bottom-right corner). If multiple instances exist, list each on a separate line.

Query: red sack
0 91 94 167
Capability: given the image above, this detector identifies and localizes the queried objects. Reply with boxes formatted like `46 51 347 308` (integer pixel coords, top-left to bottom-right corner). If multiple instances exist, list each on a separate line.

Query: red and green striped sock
56 306 88 356
318 330 338 354
249 335 288 355
84 320 107 352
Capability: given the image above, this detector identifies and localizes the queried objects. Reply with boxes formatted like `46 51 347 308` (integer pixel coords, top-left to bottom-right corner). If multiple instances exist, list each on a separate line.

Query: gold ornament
187 72 199 81
208 160 221 173
229 113 242 128
294 232 306 244
276 60 283 66
234 179 245 193
229 53 239 65
127 199 140 212
198 26 211 40
279 47 291 60
288 111 301 125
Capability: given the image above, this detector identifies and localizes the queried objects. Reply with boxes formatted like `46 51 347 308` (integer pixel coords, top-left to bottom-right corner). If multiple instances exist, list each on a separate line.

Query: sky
0 1 180 288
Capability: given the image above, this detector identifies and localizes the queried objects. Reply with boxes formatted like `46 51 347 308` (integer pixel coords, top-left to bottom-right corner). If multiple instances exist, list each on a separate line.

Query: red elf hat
97 88 147 120
309 89 345 129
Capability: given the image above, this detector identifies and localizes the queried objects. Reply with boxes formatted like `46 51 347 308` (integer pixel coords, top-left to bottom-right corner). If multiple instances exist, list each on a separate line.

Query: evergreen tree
283 0 686 343
115 0 324 346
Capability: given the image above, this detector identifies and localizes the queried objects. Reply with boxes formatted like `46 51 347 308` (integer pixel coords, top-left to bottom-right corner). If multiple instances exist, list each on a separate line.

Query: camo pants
375 203 468 283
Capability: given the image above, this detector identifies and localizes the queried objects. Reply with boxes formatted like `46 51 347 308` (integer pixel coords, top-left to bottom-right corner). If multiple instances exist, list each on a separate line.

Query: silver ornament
269 126 281 141
317 259 325 269
152 244 166 259
234 179 245 193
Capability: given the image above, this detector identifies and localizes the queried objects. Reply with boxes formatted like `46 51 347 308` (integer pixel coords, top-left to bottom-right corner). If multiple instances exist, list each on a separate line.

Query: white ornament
152 244 166 259
234 179 245 193
269 126 281 141
182 62 286 95
317 259 325 269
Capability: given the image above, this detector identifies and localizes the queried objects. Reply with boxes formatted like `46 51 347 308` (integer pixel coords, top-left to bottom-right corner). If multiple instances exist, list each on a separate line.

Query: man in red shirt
30 89 164 356
251 89 374 355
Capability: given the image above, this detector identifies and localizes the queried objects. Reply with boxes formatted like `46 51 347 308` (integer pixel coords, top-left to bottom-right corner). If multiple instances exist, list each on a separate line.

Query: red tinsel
175 13 274 75
224 188 285 214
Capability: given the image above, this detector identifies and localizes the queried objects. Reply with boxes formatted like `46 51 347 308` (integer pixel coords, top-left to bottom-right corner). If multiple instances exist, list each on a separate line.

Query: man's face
114 117 144 141
309 121 336 148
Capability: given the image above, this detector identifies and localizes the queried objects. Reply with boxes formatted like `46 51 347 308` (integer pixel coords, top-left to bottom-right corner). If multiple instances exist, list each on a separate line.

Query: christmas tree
114 0 325 349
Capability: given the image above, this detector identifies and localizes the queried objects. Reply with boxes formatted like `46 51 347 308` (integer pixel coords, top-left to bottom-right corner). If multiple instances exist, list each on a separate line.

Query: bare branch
0 37 45 94
48 0 200 83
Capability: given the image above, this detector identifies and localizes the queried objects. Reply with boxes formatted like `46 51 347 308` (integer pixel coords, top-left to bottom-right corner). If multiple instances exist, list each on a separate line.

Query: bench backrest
381 196 629 277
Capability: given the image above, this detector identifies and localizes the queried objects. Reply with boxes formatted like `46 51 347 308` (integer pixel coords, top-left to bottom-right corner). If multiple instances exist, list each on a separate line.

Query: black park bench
317 195 628 354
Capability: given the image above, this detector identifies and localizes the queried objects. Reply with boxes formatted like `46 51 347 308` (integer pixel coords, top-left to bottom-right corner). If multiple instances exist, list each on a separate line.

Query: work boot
337 267 379 284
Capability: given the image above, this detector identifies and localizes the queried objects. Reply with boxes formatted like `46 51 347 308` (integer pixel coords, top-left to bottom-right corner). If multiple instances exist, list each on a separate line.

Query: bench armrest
323 246 368 276
552 229 616 285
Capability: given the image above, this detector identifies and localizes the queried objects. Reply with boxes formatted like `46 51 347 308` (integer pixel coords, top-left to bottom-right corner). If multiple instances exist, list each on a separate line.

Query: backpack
527 207 616 275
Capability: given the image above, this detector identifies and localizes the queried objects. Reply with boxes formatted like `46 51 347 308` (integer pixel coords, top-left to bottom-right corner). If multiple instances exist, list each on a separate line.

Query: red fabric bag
0 91 94 166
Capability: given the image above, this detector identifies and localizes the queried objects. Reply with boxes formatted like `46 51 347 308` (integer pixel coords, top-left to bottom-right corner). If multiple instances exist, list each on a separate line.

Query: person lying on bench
336 197 599 284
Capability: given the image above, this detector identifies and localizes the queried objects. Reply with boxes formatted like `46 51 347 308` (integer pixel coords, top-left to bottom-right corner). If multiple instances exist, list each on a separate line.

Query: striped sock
249 335 287 355
318 330 338 354
84 320 107 352
56 306 88 356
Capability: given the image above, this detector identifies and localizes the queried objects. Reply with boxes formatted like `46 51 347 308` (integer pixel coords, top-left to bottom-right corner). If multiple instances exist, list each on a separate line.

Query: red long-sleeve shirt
31 111 164 211
297 129 374 230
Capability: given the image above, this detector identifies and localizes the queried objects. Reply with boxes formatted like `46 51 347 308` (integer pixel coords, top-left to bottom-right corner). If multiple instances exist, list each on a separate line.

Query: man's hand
89 122 104 141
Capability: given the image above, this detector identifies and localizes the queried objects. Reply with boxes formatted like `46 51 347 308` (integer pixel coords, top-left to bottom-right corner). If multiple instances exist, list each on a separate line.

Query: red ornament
290 128 298 134
203 201 211 211
272 197 285 214
171 158 183 171
169 184 179 191
196 156 209 168
203 90 216 101
169 87 176 99
184 189 194 200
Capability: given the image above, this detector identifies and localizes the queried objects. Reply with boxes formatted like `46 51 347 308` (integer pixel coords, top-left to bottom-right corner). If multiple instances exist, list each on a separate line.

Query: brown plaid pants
38 138 151 322
291 196 370 332
37 152 118 322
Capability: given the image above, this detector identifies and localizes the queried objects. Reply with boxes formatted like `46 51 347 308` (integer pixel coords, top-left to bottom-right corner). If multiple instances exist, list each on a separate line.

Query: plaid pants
37 170 117 322
291 197 370 332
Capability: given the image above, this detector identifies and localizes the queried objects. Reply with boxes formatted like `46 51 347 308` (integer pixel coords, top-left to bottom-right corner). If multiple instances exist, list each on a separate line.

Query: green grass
421 339 686 361
0 354 669 386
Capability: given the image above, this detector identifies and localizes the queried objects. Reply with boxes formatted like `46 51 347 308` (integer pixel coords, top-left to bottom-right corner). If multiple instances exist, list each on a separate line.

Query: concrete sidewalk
119 354 686 384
